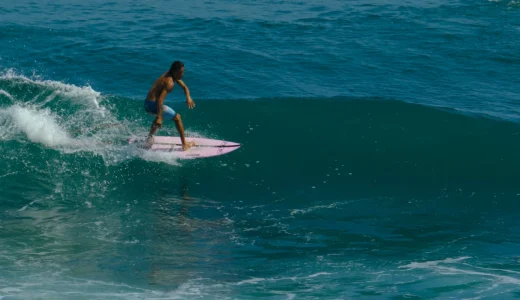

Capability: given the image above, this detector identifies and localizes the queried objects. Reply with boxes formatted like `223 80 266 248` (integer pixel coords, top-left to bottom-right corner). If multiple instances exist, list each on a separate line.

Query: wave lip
0 69 104 111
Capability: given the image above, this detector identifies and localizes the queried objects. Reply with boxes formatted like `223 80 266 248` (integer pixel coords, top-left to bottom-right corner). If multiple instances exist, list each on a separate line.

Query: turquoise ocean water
1 0 520 299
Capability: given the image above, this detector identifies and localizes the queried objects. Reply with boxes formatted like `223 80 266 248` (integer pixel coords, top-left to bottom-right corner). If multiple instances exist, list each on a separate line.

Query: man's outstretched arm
177 80 195 109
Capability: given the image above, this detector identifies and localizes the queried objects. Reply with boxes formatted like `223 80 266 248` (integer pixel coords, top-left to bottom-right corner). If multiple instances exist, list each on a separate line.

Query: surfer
143 61 196 151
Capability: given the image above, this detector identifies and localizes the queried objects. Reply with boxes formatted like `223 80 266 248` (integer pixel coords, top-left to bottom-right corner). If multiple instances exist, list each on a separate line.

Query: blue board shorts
143 99 177 120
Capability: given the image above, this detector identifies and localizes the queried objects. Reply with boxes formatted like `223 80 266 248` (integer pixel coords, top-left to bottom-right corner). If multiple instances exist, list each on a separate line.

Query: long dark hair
169 61 184 74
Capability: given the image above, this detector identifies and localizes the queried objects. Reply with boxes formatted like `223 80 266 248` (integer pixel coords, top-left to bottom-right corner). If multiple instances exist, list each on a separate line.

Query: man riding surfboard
143 61 195 151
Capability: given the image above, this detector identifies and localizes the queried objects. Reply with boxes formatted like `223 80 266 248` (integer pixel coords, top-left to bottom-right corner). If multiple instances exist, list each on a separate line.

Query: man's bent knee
173 113 181 121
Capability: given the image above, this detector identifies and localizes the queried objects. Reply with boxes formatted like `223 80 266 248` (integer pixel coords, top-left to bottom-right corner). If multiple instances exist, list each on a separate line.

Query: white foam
0 171 17 178
489 0 520 5
236 278 265 285
308 272 333 278
290 203 338 215
0 103 125 159
399 256 520 289
7 276 218 299
4 105 73 147
398 256 471 269
18 199 40 212
138 148 182 166
0 287 22 293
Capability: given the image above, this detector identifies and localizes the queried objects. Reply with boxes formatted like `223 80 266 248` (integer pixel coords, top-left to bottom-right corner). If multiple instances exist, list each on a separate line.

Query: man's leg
146 103 172 146
144 101 160 146
148 121 160 137
145 121 160 147
173 114 194 151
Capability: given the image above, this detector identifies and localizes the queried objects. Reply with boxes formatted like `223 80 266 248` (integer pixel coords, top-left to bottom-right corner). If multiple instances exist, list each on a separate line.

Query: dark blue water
1 0 520 299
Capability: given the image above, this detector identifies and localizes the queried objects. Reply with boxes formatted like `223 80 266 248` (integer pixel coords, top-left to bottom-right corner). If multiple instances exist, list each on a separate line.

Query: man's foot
182 141 195 151
145 135 154 149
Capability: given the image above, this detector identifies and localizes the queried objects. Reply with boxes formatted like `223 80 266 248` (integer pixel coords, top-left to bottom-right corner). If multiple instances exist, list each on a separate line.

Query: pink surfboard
128 136 240 159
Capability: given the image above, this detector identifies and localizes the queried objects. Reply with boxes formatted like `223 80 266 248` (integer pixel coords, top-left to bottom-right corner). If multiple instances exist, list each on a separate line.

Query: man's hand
153 117 163 128
177 80 195 109
186 97 196 109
